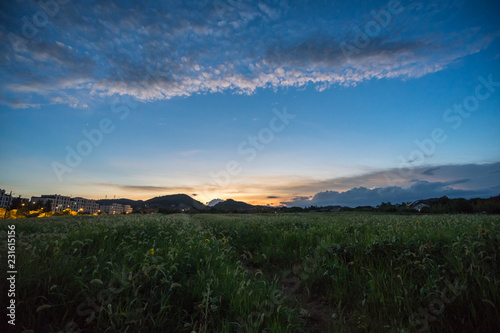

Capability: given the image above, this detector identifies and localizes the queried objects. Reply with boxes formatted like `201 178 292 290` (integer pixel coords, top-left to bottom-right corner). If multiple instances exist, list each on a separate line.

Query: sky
0 0 499 207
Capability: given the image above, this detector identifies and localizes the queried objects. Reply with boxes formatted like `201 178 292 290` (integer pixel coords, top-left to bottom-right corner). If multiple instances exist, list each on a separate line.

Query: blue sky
0 0 499 206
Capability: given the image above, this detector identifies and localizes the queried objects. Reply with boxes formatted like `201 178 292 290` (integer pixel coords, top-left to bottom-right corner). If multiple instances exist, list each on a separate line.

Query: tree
30 201 43 210
44 200 52 212
10 197 23 210
452 198 474 213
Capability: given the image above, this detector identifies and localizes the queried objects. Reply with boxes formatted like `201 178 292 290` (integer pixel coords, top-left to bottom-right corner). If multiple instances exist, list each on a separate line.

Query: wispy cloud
93 183 195 193
421 167 441 176
179 150 204 157
1 0 497 108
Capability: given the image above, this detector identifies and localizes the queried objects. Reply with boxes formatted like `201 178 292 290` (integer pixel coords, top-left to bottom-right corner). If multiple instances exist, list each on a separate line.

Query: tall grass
0 213 498 332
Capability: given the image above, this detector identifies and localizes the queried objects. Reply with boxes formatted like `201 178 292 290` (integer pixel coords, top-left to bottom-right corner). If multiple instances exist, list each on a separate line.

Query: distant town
0 189 132 215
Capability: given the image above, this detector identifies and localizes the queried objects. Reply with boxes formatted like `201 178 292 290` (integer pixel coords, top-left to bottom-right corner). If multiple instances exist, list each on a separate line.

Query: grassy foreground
1 213 499 332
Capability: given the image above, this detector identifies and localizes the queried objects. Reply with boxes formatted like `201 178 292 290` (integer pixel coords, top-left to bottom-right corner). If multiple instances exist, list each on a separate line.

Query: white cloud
280 162 500 207
0 0 497 108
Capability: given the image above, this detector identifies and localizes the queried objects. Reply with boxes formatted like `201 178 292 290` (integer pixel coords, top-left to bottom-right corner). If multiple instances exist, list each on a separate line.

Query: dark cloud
421 167 441 176
265 35 425 69
287 196 312 203
266 195 280 199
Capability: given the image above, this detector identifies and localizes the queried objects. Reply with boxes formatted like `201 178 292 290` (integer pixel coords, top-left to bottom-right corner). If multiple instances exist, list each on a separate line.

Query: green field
1 213 499 332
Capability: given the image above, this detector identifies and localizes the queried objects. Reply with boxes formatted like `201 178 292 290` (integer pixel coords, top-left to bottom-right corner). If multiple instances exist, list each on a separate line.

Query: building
31 195 100 214
100 203 124 214
31 194 71 212
0 189 13 208
124 205 133 214
99 203 133 214
413 203 430 212
71 197 100 214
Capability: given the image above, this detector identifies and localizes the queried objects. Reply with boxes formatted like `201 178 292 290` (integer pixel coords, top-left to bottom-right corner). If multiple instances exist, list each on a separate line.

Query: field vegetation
1 213 499 332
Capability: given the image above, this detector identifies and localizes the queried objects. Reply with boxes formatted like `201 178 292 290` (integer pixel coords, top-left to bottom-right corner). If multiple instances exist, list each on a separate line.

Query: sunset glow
1 0 499 206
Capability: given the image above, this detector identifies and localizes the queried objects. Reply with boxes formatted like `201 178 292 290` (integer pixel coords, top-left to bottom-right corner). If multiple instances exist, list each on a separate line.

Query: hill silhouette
97 194 206 212
98 198 144 207
146 194 206 211
213 199 255 212
94 194 500 214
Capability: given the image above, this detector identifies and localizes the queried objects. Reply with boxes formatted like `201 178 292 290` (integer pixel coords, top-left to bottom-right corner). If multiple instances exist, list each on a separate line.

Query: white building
100 203 125 214
0 189 13 208
32 195 100 214
31 194 71 212
414 203 430 212
124 205 133 214
71 197 100 214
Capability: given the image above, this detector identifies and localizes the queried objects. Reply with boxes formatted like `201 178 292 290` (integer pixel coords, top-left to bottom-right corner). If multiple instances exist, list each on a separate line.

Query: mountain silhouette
213 199 255 212
98 194 205 211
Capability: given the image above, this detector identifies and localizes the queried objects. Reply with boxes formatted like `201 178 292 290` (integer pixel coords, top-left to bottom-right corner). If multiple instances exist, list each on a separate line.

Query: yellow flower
478 227 488 236
150 248 155 255
221 237 227 245
205 238 210 243
415 220 420 226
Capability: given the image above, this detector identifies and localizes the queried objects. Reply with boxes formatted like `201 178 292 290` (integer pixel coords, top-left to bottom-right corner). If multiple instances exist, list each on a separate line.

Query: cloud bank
282 181 500 208
280 162 500 207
